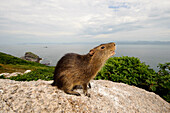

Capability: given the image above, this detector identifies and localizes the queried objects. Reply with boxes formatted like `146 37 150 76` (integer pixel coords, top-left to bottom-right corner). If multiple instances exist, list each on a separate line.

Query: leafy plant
96 56 156 89
157 63 170 76
155 63 170 102
0 65 3 69
0 75 5 79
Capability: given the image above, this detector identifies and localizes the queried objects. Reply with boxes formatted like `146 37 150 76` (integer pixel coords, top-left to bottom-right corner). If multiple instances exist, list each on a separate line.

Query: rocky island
20 52 50 65
20 52 42 63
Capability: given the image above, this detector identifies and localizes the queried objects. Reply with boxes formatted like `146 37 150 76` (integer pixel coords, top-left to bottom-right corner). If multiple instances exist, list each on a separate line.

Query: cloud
0 0 170 44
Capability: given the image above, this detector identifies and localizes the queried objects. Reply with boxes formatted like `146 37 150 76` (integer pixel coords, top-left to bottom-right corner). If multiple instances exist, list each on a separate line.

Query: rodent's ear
89 49 95 56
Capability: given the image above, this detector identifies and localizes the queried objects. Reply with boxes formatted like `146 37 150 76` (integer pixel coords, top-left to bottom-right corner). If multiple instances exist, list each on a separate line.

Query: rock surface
0 70 31 78
0 79 169 113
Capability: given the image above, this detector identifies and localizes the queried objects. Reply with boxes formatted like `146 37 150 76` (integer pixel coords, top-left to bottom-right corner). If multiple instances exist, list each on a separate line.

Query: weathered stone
24 70 31 74
0 70 31 78
0 79 169 113
0 73 10 76
9 72 23 77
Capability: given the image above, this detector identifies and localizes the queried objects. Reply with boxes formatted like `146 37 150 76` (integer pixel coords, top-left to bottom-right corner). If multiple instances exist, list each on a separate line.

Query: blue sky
0 0 170 44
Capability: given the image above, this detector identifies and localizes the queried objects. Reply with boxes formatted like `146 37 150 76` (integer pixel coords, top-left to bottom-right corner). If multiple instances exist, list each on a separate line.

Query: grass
0 64 54 73
0 52 55 77
0 52 46 66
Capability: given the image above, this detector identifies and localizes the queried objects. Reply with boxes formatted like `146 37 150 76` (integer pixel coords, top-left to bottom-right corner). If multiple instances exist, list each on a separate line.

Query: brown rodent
51 42 116 97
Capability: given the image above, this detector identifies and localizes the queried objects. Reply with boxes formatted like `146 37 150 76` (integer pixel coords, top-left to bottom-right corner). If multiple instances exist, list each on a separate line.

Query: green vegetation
0 52 45 66
95 56 157 88
155 63 170 102
0 75 5 79
95 56 170 102
0 52 169 102
25 52 39 59
0 52 55 80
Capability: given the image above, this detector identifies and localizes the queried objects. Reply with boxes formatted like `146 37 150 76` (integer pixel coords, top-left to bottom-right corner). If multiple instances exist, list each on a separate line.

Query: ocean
0 43 170 72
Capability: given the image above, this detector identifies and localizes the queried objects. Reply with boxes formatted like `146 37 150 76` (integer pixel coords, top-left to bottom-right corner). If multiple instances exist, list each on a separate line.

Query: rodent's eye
101 46 105 49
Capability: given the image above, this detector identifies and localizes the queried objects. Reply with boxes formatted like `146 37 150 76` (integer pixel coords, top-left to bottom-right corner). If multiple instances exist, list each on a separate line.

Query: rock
2 72 23 78
40 58 51 66
0 70 31 78
9 72 23 77
0 73 10 76
24 70 31 74
20 52 42 63
0 79 169 113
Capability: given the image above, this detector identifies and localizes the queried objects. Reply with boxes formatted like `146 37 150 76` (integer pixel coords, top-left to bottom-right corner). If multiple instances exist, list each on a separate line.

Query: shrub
157 63 170 76
0 75 5 79
155 63 170 102
0 65 3 69
96 56 156 89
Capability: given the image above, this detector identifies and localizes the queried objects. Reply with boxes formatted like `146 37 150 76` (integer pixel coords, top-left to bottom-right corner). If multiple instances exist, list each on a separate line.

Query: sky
0 0 170 44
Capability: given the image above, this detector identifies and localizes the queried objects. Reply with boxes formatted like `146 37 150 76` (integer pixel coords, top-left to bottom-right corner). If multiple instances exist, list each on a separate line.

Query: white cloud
0 0 170 44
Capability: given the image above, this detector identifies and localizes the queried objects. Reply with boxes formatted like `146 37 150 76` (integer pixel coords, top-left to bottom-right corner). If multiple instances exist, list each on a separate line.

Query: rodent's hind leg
82 83 91 97
64 88 81 96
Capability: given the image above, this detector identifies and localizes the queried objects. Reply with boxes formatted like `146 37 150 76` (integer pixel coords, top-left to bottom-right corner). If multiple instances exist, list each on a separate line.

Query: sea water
0 44 170 72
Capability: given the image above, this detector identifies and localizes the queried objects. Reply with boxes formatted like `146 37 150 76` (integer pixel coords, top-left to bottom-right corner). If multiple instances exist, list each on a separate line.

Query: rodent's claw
88 83 91 89
75 93 81 96
85 93 91 97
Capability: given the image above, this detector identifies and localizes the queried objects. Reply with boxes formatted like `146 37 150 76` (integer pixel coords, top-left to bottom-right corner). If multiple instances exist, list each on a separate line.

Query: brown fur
51 42 116 97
